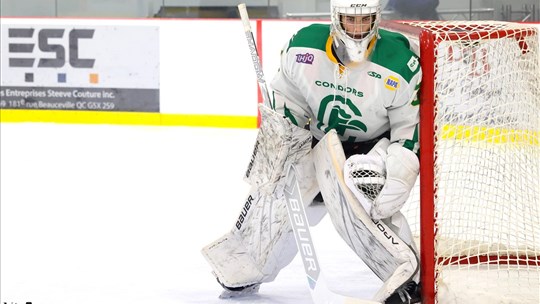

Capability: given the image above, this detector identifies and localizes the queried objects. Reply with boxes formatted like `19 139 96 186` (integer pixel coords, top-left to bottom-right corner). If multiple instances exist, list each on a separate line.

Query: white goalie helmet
330 0 381 65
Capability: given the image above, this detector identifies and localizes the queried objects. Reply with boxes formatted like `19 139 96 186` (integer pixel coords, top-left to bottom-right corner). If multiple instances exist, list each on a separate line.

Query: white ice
0 123 381 304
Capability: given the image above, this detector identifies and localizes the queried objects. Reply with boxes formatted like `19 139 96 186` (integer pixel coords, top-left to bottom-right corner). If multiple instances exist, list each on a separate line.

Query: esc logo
7 28 95 68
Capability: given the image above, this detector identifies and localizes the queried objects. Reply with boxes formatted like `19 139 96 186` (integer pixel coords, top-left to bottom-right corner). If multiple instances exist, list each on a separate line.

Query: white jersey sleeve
386 66 421 153
270 43 313 128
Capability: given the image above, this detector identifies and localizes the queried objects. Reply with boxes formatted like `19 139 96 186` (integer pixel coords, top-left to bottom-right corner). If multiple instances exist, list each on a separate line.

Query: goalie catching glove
344 139 419 219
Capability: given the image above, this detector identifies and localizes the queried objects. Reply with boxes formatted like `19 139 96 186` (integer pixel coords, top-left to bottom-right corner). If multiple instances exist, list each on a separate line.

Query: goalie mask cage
381 21 540 304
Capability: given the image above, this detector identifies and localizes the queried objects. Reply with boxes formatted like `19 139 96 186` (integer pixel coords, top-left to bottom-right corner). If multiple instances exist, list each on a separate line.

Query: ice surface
0 123 381 304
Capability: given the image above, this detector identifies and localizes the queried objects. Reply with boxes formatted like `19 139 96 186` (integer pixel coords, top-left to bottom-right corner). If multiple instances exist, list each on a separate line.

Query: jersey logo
408 56 419 72
315 80 363 97
368 71 382 79
296 53 314 64
384 76 400 91
317 95 367 142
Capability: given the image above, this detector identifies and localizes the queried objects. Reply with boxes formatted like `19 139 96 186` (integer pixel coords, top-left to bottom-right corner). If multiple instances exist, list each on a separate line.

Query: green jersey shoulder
286 24 330 52
372 29 420 83
285 24 420 83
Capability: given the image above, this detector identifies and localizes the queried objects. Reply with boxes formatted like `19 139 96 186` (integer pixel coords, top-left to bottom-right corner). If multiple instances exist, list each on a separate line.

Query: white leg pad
201 106 326 288
312 130 419 302
202 230 266 287
201 165 326 288
244 105 313 195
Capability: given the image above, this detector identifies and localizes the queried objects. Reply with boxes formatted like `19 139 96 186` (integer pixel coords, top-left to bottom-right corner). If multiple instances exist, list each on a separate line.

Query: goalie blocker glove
371 143 419 219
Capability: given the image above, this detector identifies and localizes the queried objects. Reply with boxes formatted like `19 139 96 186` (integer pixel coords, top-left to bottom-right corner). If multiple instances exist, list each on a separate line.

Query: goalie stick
238 3 272 108
283 165 381 304
237 4 380 303
238 2 286 191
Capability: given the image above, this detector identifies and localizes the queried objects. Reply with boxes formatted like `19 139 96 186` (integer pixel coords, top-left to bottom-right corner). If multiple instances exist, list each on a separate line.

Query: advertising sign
1 24 160 112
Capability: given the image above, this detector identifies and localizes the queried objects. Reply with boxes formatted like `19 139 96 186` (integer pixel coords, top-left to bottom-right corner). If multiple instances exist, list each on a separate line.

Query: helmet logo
351 4 367 7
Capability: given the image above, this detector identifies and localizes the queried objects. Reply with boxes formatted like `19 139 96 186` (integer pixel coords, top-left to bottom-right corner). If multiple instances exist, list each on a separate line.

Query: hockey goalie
201 0 422 303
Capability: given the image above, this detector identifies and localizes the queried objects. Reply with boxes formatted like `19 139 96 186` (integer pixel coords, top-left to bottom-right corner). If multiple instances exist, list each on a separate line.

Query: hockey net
381 21 540 304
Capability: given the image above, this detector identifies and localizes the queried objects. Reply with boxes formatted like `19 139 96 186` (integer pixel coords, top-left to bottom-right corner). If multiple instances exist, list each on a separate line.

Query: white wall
0 18 314 117
3 0 538 19
1 0 284 18
1 18 539 117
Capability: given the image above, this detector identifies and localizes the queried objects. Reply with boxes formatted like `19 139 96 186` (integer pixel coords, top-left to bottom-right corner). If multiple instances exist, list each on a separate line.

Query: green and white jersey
270 24 421 152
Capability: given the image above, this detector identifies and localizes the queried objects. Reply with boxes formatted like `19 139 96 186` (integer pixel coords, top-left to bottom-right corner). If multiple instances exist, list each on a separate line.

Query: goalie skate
384 281 421 304
216 276 261 299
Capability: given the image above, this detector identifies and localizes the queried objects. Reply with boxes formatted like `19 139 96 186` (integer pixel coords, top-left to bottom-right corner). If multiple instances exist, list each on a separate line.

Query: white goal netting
384 21 540 304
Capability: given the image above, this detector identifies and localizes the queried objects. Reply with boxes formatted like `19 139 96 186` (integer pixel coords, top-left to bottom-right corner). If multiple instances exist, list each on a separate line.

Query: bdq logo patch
295 53 314 65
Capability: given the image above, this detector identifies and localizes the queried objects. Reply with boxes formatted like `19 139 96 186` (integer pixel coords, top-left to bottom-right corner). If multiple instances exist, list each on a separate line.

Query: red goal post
380 20 540 304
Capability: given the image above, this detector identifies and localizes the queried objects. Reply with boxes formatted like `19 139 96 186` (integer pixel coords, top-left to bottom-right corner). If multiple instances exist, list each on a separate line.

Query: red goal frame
381 20 540 304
